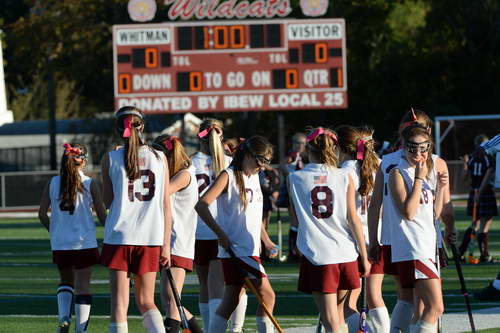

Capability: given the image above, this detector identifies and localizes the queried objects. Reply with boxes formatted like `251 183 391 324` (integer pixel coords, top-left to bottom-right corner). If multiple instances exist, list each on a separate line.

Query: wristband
415 176 424 181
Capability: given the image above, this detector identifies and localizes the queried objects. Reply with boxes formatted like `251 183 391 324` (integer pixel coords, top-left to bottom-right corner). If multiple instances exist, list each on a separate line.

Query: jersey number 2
128 170 155 202
311 186 333 219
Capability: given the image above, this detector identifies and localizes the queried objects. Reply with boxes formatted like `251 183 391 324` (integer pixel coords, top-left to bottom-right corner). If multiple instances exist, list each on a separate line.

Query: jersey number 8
311 186 333 219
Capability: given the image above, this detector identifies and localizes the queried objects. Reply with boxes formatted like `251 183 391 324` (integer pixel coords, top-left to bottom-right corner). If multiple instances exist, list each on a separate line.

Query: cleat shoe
479 255 498 263
474 282 500 301
56 316 70 333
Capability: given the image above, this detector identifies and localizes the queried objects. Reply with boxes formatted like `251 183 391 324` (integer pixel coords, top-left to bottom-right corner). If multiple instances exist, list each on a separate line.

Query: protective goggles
405 140 431 154
252 153 271 167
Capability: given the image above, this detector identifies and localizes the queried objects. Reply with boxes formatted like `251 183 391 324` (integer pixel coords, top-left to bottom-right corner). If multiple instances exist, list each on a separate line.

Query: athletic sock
411 320 435 333
345 313 360 333
142 309 166 333
163 317 180 333
369 307 390 333
256 316 274 333
57 284 74 321
390 300 414 333
109 322 128 333
188 316 203 333
208 314 228 333
458 226 474 255
229 292 248 332
199 302 210 330
75 294 92 333
208 298 222 330
477 232 486 257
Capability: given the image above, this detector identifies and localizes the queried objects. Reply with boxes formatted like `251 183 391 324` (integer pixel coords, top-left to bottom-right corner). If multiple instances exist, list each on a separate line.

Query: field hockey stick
227 247 285 333
358 277 368 333
165 268 191 333
450 244 476 333
472 189 478 223
435 234 443 333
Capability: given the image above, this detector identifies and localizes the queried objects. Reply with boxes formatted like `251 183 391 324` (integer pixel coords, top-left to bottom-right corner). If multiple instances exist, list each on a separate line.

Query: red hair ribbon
307 127 338 143
198 126 222 139
163 136 179 151
63 143 81 157
356 140 366 160
123 117 133 138
399 107 418 131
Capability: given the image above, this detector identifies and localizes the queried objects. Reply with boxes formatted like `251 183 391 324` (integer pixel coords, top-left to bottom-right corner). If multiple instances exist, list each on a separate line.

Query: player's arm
161 154 172 267
90 180 107 226
346 175 371 276
168 169 191 195
38 181 51 231
287 174 299 229
388 168 421 221
260 223 277 258
481 133 500 155
367 167 383 260
100 153 113 209
436 157 457 244
195 171 230 249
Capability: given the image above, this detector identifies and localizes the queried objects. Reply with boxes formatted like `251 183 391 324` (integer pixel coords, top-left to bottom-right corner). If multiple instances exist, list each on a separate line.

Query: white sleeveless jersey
192 152 232 240
104 146 166 246
49 173 97 251
380 150 404 245
289 163 358 265
341 160 380 245
389 157 436 262
217 167 263 258
170 165 198 259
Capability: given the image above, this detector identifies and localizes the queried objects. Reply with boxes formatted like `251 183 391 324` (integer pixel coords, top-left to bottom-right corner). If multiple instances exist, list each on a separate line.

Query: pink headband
123 117 133 138
164 136 179 151
399 107 418 131
198 126 221 139
63 143 81 157
356 140 365 160
307 128 338 143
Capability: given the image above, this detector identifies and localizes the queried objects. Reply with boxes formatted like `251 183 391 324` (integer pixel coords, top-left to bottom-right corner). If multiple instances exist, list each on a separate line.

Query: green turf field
0 205 499 332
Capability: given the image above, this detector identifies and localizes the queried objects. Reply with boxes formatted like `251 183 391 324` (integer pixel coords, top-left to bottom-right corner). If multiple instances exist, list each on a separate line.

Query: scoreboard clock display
113 19 347 113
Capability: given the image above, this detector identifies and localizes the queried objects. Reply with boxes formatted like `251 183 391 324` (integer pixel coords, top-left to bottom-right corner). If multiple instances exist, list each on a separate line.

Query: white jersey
480 134 500 188
170 165 198 259
341 160 381 245
289 163 358 265
389 157 436 262
104 146 166 246
380 150 404 245
48 173 97 251
217 167 263 258
192 152 231 240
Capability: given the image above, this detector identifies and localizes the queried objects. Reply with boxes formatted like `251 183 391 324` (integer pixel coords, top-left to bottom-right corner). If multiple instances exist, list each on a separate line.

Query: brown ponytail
153 134 191 178
230 136 273 210
198 118 226 176
306 127 338 168
59 143 87 213
115 106 144 180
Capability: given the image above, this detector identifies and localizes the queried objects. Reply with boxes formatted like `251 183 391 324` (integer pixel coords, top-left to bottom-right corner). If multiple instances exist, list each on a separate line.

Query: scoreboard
113 19 347 113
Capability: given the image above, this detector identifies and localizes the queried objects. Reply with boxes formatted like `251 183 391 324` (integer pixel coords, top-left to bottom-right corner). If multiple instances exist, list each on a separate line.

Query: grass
0 204 499 332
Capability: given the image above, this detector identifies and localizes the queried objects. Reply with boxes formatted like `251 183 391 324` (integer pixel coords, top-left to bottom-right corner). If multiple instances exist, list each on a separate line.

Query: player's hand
160 245 171 267
437 171 448 188
361 257 371 277
445 227 458 245
264 241 278 259
368 242 381 263
217 233 231 250
415 157 428 180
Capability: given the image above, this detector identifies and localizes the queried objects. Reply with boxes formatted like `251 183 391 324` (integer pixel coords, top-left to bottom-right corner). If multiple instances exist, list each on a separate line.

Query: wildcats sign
113 18 348 113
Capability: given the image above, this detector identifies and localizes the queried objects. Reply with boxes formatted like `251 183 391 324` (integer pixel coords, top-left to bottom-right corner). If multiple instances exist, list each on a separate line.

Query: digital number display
113 19 348 113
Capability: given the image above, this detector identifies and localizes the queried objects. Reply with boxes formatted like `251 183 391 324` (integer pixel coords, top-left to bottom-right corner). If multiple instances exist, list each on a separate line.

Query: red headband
163 136 179 151
123 117 133 138
307 128 338 143
198 126 221 139
63 143 82 157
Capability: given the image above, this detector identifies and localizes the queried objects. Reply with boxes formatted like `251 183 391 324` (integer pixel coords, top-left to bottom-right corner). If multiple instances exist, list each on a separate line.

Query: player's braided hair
116 106 144 181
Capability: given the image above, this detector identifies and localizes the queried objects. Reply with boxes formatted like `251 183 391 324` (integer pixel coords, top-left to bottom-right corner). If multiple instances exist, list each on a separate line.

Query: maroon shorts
221 256 267 286
194 239 219 266
396 259 440 288
100 244 160 276
171 255 194 272
374 245 398 275
52 248 100 270
298 256 360 294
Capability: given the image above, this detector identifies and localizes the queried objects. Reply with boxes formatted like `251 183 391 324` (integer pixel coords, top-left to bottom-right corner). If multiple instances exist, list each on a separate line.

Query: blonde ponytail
306 127 339 168
198 118 226 176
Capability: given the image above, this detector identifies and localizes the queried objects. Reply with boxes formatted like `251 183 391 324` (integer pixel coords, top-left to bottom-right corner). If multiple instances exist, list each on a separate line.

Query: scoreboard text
113 19 347 113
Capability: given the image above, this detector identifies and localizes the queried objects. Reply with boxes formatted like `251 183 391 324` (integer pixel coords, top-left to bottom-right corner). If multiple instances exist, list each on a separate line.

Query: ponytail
115 106 144 181
153 135 191 178
306 127 338 168
198 118 226 176
59 143 87 213
357 126 378 196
